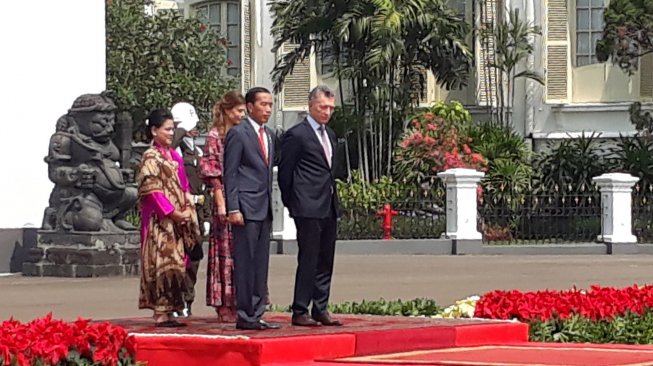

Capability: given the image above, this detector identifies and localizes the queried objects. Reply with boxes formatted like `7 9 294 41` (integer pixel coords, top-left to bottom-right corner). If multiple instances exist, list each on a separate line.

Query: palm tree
270 0 472 181
480 8 543 128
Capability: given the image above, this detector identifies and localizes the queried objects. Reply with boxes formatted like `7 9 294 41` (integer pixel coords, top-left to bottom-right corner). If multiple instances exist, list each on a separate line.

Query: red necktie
258 126 268 165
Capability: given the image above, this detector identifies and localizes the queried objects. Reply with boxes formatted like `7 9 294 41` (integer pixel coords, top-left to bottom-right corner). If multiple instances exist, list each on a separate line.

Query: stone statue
42 94 137 232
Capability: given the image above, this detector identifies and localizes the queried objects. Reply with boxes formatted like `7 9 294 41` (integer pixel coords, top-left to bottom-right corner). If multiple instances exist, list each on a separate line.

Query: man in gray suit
223 87 280 330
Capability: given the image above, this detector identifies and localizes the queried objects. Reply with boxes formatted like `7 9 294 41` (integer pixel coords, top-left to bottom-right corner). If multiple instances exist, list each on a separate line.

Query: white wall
0 1 106 228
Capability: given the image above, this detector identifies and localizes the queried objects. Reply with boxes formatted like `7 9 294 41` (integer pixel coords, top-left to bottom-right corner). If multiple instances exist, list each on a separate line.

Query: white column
271 167 296 240
437 168 485 240
592 173 639 244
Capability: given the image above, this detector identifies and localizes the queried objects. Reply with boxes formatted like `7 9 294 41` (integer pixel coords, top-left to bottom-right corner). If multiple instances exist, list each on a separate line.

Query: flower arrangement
434 295 480 319
474 285 653 322
393 102 487 187
0 314 139 366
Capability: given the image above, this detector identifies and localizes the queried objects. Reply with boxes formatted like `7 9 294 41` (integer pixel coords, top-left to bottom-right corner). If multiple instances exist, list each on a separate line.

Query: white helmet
171 102 199 131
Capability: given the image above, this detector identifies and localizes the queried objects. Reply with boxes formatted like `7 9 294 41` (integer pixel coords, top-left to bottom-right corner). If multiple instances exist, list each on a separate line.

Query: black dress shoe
236 321 266 330
312 313 343 326
292 313 320 327
259 320 281 329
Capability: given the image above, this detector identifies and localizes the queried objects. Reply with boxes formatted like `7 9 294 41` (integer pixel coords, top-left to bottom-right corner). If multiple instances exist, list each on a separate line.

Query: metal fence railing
478 183 602 244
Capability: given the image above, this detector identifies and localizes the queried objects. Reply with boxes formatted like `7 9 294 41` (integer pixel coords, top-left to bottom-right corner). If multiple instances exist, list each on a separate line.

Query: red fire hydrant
377 203 399 240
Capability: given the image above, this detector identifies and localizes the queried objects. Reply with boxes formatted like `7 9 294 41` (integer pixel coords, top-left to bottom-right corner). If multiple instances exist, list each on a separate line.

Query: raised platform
117 313 528 366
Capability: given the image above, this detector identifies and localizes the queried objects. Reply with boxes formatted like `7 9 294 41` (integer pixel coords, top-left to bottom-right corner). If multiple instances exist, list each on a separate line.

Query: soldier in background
171 102 209 317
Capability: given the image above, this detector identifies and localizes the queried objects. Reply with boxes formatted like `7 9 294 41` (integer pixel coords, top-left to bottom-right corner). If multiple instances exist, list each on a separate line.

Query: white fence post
437 169 485 247
592 173 639 253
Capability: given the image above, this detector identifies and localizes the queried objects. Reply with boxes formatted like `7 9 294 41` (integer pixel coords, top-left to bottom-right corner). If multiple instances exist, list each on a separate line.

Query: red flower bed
0 314 137 366
474 285 653 321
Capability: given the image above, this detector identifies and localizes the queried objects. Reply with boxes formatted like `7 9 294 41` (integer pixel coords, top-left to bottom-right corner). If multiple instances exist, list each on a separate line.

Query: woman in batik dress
138 109 195 327
200 91 246 322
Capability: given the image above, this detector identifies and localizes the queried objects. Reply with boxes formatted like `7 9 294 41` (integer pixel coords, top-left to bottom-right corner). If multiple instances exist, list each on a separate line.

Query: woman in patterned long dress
138 109 196 327
201 91 246 322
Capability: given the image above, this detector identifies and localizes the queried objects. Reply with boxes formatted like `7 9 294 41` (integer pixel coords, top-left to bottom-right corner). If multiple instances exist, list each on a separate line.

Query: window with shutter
411 67 429 105
574 0 604 66
193 1 242 78
280 43 312 110
641 54 653 101
476 0 499 106
545 0 570 103
242 0 251 92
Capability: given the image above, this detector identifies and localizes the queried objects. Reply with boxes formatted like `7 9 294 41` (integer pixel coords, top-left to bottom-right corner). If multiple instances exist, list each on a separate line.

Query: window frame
573 0 605 67
192 0 242 77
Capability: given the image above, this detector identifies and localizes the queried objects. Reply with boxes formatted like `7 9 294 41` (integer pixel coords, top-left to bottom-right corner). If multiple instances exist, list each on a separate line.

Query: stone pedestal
22 231 140 277
592 173 639 253
437 168 485 252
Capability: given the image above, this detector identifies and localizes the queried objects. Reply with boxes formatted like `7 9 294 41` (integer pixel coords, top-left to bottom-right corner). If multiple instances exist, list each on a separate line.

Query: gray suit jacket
223 120 274 221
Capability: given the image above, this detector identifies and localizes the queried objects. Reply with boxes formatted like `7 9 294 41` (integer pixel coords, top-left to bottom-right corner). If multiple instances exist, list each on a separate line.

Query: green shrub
530 311 653 344
533 132 612 193
394 101 486 188
336 171 445 239
106 0 236 139
271 298 443 317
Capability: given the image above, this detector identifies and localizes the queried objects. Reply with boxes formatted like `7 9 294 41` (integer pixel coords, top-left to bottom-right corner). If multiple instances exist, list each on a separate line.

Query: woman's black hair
145 109 174 140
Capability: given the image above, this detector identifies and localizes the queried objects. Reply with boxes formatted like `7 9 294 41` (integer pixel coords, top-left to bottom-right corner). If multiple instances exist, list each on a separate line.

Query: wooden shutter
410 66 429 105
641 54 653 100
545 0 570 103
476 0 498 106
280 43 311 110
241 0 251 92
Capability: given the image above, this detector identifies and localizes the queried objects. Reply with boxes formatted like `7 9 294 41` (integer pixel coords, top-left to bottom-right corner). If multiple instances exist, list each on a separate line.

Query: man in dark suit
224 87 280 330
278 86 342 327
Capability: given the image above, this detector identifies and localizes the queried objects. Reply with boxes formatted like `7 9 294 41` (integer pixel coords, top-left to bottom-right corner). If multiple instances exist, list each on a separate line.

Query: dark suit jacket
223 120 275 221
278 118 340 219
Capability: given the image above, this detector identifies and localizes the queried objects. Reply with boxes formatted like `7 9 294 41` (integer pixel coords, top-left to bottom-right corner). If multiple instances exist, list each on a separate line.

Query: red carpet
329 344 653 366
115 314 528 366
112 314 653 365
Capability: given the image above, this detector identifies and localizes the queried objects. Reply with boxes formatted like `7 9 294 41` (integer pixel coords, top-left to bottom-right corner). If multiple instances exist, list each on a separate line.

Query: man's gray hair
309 85 335 101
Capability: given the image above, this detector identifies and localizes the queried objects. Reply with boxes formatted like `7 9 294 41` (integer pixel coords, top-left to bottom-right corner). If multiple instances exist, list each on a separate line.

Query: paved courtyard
1 254 652 321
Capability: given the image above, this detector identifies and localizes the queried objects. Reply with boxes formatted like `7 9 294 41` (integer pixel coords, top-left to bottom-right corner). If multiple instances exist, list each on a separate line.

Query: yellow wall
568 0 640 103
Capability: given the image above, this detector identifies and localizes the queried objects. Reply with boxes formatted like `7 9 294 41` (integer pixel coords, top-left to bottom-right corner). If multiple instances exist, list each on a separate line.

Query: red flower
0 314 134 366
474 285 653 322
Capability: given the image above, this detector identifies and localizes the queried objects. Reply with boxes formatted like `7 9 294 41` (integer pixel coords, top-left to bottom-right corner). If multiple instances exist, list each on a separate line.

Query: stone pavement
1 254 652 321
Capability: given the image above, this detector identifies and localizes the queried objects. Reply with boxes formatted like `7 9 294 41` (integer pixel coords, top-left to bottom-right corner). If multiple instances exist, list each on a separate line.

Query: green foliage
629 102 653 137
270 0 472 93
337 171 405 211
530 311 653 344
106 0 236 138
328 106 365 142
480 8 543 128
328 298 443 317
613 135 653 187
271 298 443 317
533 133 611 192
269 0 472 182
336 170 445 240
393 102 485 188
470 124 532 207
597 0 653 74
418 100 473 126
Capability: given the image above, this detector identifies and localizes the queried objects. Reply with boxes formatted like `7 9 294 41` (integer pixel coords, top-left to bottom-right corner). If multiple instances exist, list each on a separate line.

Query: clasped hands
170 207 193 224
171 192 196 224
216 206 244 226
